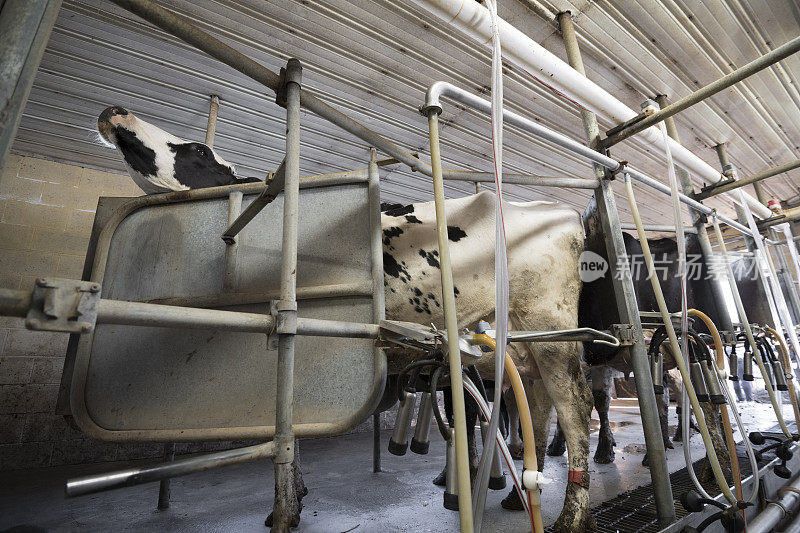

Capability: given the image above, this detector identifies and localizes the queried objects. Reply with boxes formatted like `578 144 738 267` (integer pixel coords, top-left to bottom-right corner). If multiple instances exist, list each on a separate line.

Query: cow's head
97 106 237 192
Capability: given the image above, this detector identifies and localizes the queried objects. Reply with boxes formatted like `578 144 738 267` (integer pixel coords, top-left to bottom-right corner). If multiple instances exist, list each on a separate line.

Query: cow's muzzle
97 106 130 141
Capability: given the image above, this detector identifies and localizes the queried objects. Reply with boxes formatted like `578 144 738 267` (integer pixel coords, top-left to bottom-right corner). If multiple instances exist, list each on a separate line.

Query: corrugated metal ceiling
11 0 800 224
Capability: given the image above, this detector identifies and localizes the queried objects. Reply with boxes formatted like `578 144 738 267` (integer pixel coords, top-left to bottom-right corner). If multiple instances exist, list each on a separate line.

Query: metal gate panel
66 173 385 441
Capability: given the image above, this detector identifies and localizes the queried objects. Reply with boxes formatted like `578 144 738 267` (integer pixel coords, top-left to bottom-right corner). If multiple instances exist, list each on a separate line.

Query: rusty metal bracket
604 161 628 181
25 278 100 334
610 323 637 345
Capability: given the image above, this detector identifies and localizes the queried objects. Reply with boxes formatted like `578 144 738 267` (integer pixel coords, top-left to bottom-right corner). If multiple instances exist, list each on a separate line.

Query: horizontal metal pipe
222 160 286 243
0 288 31 318
296 317 380 339
97 299 274 332
66 442 275 497
144 282 373 308
758 210 800 230
746 471 800 533
425 81 757 239
441 170 598 189
695 158 800 200
603 35 800 147
620 223 698 234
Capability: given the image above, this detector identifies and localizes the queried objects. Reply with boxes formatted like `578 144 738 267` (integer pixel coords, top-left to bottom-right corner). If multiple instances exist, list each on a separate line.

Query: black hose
397 359 443 402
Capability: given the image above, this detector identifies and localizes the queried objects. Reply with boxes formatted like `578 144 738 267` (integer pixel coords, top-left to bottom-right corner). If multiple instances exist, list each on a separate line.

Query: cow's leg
592 365 616 464
698 403 731 483
504 386 524 460
265 440 307 529
502 378 552 511
539 344 595 533
547 421 567 457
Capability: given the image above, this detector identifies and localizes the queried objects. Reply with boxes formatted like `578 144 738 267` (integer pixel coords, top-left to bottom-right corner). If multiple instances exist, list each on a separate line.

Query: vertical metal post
156 92 226 512
0 0 61 172
156 442 175 509
426 109 474 532
771 229 800 322
205 95 219 148
656 96 734 335
272 58 302 533
368 148 386 475
558 12 676 525
223 191 243 290
716 144 777 327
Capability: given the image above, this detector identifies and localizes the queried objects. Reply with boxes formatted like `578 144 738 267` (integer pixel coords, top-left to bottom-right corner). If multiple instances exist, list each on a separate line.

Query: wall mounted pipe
412 0 772 219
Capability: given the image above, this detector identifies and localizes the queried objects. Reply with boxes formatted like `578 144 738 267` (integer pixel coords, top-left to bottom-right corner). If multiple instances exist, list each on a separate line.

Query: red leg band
568 469 590 489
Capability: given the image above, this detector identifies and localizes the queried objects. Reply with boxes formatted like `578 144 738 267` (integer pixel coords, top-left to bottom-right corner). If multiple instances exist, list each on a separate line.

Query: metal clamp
604 161 628 181
25 278 100 334
610 323 636 345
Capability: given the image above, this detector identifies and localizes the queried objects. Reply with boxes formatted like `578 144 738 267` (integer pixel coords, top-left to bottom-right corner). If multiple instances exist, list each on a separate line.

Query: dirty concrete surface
0 396 791 532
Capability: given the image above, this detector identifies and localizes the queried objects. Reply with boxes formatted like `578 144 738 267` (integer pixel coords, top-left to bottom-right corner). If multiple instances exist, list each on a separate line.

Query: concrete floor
0 398 790 533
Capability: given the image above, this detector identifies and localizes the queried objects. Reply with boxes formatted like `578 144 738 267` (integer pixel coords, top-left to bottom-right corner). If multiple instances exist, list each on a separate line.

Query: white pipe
412 0 773 219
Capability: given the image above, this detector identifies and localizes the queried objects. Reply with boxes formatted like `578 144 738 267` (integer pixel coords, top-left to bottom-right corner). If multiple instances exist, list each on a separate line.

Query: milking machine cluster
653 317 800 532
388 326 506 511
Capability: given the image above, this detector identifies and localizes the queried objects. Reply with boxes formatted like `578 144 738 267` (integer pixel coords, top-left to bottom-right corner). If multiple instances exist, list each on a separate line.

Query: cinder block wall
0 154 391 471
0 154 144 470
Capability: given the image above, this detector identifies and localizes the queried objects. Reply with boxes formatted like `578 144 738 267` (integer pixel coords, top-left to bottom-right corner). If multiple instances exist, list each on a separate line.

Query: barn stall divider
2 1 800 532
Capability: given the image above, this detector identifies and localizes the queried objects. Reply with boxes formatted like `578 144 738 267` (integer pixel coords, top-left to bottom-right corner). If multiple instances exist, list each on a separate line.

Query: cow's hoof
508 443 524 460
594 447 615 464
432 468 446 487
552 511 597 533
673 431 682 442
500 489 525 511
265 512 301 529
641 453 649 467
546 439 566 457
664 439 674 450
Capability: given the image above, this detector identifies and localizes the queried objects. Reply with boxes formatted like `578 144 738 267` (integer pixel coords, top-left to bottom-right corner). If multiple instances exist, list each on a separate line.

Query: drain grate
544 440 774 533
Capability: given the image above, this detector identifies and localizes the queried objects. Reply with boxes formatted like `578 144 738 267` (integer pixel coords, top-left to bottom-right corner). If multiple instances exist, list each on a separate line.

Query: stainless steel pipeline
423 81 759 240
66 442 276 497
746 471 800 533
441 170 598 188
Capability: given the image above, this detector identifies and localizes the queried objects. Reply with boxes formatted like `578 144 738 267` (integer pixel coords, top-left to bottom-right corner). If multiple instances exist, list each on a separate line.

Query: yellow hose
765 326 800 431
688 309 744 508
624 176 736 503
473 334 542 533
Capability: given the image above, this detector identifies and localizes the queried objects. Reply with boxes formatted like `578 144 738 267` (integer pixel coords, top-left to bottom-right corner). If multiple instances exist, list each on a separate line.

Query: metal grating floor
546 442 772 533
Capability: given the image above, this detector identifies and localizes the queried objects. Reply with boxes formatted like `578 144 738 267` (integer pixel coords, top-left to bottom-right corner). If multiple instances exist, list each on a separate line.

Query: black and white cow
99 107 595 533
97 106 262 192
541 231 731 477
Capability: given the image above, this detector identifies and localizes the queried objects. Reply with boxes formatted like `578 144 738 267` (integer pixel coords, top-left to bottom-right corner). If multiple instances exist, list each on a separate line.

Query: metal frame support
271 58 302 533
205 95 219 147
558 12 676 525
695 157 800 201
0 0 62 172
655 96 735 337
156 92 224 511
602 35 800 147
